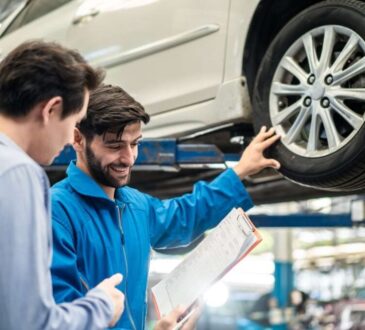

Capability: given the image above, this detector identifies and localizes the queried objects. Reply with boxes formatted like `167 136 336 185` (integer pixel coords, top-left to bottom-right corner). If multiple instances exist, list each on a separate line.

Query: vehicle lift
52 138 357 330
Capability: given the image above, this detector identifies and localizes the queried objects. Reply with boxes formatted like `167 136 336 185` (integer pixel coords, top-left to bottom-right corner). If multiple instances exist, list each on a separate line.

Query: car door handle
72 8 100 25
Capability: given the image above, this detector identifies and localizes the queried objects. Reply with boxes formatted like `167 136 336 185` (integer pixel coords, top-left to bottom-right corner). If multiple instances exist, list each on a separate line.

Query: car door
0 0 230 116
64 0 230 116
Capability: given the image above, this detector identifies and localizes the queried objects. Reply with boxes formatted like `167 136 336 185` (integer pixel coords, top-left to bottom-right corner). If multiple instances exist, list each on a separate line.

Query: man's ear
73 127 85 152
40 96 63 124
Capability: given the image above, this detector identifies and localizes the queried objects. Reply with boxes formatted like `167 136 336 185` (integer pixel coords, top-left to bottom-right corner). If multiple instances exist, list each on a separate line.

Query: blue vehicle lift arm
52 138 232 169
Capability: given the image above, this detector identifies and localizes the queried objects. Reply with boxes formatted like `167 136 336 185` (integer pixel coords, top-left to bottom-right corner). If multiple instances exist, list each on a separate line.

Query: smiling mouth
110 165 129 175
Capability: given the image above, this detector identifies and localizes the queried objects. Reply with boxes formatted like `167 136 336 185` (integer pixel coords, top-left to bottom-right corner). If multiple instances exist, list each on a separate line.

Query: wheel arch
243 0 323 98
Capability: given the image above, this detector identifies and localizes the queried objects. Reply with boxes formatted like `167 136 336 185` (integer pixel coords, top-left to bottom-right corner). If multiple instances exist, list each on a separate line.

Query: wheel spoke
303 33 318 74
319 108 342 149
271 25 365 157
329 87 365 101
318 26 336 74
307 105 321 152
332 57 365 85
330 97 364 129
283 107 311 144
272 99 303 125
280 56 308 83
271 82 307 95
330 34 358 73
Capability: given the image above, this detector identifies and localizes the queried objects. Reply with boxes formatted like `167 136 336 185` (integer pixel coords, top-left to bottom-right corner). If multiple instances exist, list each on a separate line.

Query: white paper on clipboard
151 207 262 319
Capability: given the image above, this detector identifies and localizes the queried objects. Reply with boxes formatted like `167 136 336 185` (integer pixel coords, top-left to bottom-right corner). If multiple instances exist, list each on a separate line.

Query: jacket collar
66 160 130 203
0 133 36 164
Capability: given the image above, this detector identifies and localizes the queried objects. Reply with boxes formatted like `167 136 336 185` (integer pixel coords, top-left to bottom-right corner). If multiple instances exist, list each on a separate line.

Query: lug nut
325 75 333 85
303 96 312 107
307 74 316 85
321 97 330 108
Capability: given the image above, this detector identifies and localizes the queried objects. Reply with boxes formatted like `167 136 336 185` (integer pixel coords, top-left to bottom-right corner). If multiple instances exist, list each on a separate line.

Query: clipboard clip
236 214 254 236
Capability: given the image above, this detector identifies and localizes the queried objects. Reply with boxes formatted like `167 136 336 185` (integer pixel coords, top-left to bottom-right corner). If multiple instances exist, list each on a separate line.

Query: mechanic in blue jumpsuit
50 84 281 329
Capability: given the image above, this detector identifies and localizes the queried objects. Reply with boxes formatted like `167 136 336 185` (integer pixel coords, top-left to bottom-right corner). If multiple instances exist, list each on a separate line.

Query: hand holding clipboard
152 208 262 323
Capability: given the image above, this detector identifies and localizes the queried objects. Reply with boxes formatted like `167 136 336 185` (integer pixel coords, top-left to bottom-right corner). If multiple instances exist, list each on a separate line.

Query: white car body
0 0 259 137
4 0 365 192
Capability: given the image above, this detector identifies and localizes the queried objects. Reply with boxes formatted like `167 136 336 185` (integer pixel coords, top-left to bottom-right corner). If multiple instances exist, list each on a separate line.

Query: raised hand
233 126 281 179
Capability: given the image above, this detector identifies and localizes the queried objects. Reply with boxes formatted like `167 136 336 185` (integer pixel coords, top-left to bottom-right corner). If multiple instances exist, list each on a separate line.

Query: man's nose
121 145 135 166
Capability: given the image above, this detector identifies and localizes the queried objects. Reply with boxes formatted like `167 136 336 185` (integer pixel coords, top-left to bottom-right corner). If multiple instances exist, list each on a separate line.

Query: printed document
151 207 262 318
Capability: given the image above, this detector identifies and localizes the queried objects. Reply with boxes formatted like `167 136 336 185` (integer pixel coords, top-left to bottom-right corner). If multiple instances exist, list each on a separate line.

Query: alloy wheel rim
270 25 365 158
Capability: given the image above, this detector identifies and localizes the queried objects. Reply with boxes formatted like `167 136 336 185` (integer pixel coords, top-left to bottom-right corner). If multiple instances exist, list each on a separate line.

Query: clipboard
151 207 262 319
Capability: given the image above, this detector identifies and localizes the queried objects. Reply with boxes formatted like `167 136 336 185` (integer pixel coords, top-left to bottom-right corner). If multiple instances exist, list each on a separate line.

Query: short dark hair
0 40 104 118
78 84 150 141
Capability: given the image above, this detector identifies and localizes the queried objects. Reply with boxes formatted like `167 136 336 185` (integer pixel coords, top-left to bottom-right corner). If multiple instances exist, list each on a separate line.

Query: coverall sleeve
149 168 254 248
0 165 113 330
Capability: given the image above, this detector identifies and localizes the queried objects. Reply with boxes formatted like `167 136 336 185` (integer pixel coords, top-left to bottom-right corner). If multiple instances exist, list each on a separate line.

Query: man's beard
85 143 131 189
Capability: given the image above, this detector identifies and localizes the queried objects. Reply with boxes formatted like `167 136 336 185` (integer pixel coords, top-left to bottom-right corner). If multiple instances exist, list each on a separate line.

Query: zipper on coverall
116 204 138 330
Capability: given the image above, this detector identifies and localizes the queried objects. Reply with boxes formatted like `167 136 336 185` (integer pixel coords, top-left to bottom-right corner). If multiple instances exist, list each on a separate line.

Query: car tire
252 0 365 191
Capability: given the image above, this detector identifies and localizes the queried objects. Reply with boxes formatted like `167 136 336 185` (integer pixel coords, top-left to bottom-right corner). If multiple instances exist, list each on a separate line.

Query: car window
4 0 72 36
0 0 26 24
